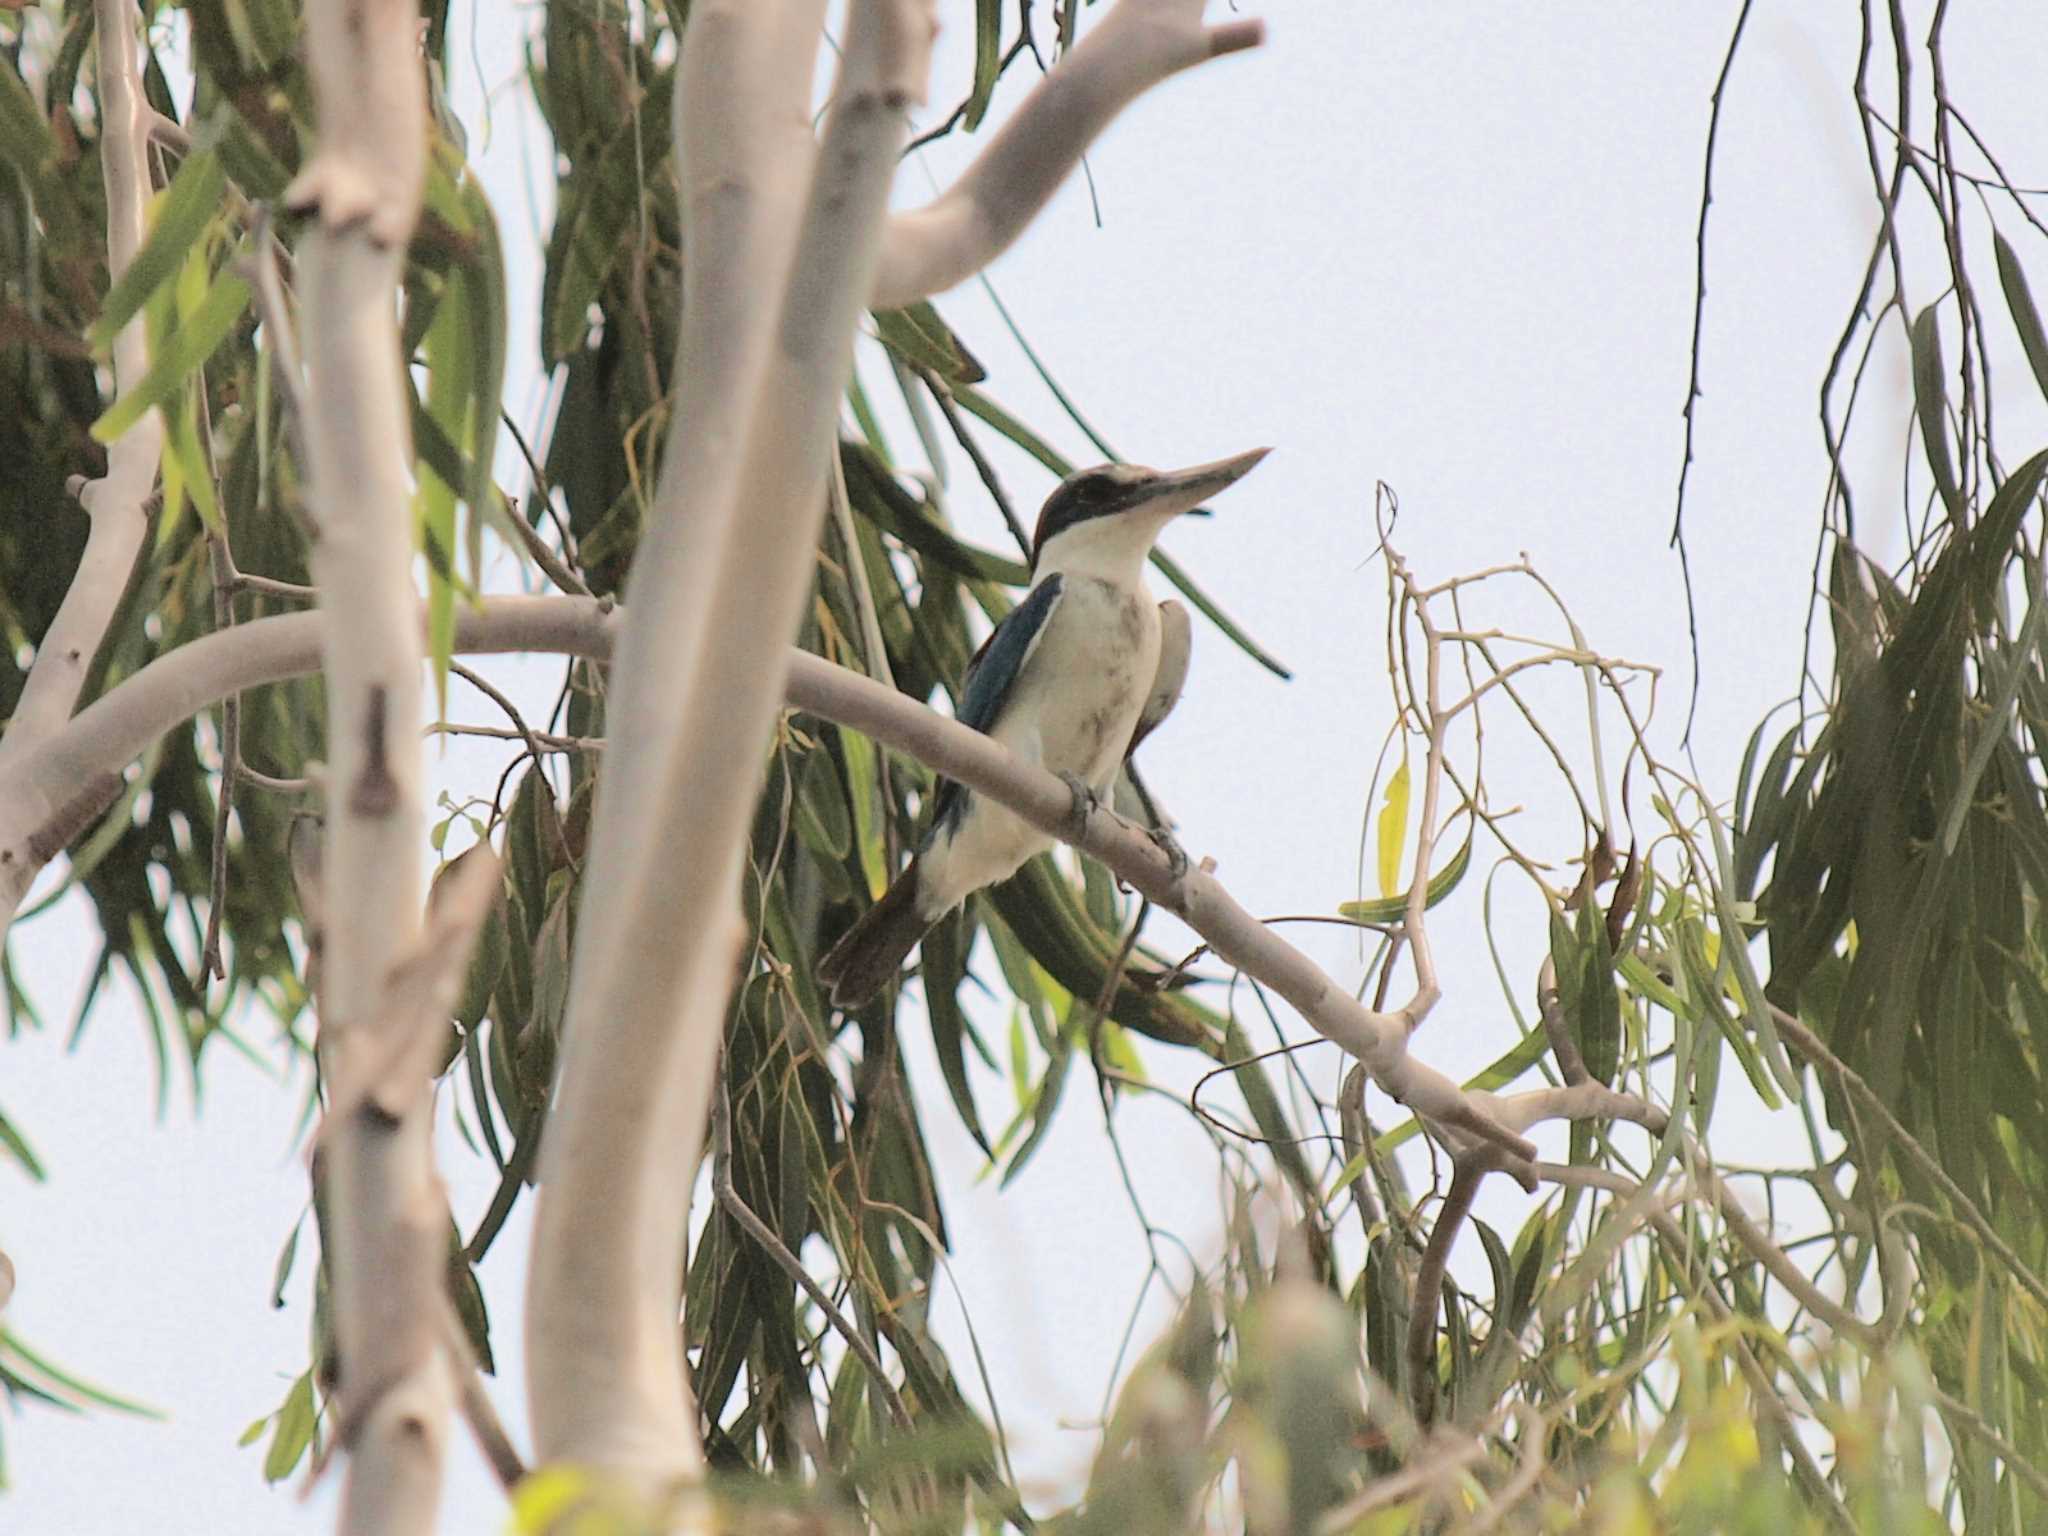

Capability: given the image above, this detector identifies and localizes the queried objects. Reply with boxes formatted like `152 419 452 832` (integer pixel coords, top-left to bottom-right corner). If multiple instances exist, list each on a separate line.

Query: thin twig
710 1086 913 1432
902 29 1035 155
235 763 313 795
1770 1004 2048 1316
1407 1156 1486 1422
231 572 319 603
424 722 602 754
202 525 239 983
498 411 591 597
1670 0 1755 743
927 375 1033 557
436 1298 527 1489
447 661 551 779
1533 953 1589 1086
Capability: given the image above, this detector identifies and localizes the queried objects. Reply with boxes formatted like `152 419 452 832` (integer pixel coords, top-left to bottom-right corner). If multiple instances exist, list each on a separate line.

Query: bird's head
1031 449 1269 580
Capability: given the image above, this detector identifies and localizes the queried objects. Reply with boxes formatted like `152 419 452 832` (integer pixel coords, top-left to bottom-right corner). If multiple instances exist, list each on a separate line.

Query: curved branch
2 593 1562 1176
1406 1158 1485 1421
1769 1003 2048 1318
783 647 1542 1174
0 599 615 924
287 0 443 1524
871 0 1264 308
524 0 937 1485
0 588 1628 1183
0 0 167 755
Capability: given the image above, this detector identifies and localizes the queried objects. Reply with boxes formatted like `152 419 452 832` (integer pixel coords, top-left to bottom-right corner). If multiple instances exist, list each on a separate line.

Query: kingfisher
818 448 1269 1008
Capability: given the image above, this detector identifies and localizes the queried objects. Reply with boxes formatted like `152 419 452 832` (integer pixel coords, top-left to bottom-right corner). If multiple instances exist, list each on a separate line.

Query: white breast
919 576 1160 914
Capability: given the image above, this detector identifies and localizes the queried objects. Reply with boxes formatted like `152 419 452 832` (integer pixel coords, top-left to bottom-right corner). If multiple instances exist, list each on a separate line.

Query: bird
817 448 1269 1009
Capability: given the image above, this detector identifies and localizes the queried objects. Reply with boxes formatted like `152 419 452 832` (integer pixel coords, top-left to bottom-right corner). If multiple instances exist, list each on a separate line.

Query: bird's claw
1146 823 1191 880
1058 771 1100 839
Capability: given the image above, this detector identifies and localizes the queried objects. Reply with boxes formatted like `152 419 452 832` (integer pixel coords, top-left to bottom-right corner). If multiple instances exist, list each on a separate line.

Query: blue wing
928 574 1065 839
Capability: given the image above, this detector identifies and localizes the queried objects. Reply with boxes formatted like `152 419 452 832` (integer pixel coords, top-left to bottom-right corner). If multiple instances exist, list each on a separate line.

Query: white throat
1034 511 1171 588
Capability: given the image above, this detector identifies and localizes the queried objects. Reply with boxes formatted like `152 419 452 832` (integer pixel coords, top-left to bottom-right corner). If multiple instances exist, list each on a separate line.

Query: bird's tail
818 858 934 1009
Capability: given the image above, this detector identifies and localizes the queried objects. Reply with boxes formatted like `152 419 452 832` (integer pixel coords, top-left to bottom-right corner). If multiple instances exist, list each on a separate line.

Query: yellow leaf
1376 756 1411 899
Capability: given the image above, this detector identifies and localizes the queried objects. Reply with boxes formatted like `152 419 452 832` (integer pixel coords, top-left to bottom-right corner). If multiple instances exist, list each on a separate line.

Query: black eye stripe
1031 467 1149 562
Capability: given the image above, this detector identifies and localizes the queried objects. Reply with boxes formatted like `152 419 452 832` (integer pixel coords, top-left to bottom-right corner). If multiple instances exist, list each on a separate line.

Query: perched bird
818 448 1268 1008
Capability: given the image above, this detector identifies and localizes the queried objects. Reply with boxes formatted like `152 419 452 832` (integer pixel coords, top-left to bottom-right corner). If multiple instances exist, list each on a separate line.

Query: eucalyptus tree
3 1 2048 1534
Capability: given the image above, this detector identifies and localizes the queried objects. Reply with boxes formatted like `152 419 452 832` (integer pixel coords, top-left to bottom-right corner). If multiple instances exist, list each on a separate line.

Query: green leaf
90 147 228 350
92 265 251 444
1733 721 1800 901
839 728 888 901
1375 755 1409 899
874 302 986 385
1549 899 1620 1086
1222 1015 1319 1207
1941 554 2048 854
504 767 562 920
436 149 509 535
920 912 993 1157
1337 826 1471 925
999 1034 1071 1188
1910 303 1964 525
540 69 672 365
847 364 894 467
528 883 574 1070
953 382 1067 474
457 888 508 1033
1675 919 1778 1108
966 0 1002 130
840 443 1029 585
1699 795 1798 1102
417 271 470 719
793 747 853 861
986 857 1220 1051
269 1214 302 1308
0 1328 163 1418
1995 232 2048 406
1689 992 1723 1137
261 1369 317 1483
0 53 57 195
0 1106 45 1181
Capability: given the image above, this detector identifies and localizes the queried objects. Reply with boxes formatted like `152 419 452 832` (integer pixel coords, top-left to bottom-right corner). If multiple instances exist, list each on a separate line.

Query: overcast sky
6 1 2046 1530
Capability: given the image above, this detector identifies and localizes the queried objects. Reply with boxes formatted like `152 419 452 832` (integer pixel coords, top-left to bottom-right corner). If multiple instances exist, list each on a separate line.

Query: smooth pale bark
2 595 1668 1182
518 0 830 1481
872 0 1265 308
525 0 938 1486
0 0 168 932
524 0 1290 1485
286 0 447 1529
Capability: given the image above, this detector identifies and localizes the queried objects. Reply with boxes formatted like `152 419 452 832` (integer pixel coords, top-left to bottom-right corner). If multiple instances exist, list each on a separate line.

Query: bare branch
438 1299 527 1490
0 0 167 757
1407 1157 1485 1422
525 0 937 1486
287 0 442 1524
872 0 1264 307
709 1088 913 1431
0 590 1668 1182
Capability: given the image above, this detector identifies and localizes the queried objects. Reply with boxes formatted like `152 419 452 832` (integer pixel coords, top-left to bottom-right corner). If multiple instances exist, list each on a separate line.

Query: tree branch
0 594 1669 1181
871 0 1264 308
285 0 443 1525
0 0 167 764
524 0 937 1487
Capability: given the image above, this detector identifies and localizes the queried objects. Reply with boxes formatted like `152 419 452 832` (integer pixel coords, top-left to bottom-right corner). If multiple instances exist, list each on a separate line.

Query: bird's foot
1146 822 1191 880
1058 771 1100 839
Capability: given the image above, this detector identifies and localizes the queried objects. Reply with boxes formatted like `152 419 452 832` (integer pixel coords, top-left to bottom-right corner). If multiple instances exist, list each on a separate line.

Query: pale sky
6 2 2045 1530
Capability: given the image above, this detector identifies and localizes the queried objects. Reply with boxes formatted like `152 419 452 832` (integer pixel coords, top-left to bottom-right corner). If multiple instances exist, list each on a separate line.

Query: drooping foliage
5 2 2048 1531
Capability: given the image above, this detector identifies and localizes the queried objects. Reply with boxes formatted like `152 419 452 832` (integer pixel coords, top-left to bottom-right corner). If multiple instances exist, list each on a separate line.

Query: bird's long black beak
1139 447 1271 517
